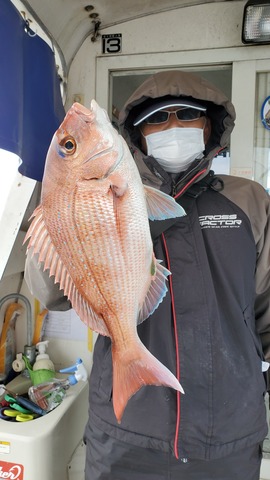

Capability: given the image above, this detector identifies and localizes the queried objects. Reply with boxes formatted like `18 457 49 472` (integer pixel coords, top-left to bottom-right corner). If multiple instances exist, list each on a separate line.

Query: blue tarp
0 0 65 181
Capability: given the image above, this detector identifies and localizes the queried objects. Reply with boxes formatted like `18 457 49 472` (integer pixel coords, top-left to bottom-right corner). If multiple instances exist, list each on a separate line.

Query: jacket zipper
173 168 207 199
162 167 207 459
161 232 181 459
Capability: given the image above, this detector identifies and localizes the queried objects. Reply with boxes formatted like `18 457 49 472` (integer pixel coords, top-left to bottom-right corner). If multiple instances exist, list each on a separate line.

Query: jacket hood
118 70 236 190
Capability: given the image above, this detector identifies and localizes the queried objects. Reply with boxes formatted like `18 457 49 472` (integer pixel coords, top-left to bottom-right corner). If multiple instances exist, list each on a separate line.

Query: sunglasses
144 108 205 125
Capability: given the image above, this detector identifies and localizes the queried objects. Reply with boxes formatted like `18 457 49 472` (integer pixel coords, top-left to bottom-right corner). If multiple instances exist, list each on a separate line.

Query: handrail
0 293 32 346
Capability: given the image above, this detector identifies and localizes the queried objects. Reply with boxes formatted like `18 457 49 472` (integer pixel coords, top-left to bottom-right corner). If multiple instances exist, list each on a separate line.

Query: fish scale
24 99 186 422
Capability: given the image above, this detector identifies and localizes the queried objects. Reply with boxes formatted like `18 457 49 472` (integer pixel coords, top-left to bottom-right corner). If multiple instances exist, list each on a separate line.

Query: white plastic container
33 341 55 372
0 374 88 480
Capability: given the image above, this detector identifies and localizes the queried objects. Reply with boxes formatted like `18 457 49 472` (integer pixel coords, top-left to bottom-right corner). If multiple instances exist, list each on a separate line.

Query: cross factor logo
199 214 242 229
0 462 24 479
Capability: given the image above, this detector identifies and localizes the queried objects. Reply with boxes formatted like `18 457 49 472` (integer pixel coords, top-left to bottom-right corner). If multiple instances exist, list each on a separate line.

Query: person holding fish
25 70 270 480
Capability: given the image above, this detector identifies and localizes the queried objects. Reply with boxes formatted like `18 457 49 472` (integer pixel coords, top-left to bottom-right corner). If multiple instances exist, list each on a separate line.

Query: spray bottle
28 358 87 412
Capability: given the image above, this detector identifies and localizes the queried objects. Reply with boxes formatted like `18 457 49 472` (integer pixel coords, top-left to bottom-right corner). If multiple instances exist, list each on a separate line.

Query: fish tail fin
112 342 184 423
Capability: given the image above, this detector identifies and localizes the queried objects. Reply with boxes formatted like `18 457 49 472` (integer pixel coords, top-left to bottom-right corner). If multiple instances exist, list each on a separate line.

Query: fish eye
60 136 76 155
65 140 75 150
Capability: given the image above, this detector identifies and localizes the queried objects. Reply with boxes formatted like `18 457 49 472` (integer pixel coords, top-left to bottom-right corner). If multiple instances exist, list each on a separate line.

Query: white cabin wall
66 1 245 109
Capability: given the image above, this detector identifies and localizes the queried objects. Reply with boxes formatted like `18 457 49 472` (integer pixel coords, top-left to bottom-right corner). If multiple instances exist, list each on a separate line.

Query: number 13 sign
102 34 122 54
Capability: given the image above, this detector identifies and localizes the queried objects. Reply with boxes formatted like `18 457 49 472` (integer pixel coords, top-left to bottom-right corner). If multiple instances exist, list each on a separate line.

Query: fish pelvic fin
144 185 186 221
24 205 110 336
138 256 170 324
112 342 184 423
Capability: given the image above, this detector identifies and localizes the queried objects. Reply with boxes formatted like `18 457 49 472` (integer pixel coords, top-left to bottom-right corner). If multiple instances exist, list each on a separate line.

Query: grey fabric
84 423 262 480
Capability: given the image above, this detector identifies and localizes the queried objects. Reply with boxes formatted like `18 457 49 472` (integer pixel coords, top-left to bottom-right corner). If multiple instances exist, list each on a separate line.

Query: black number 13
103 37 121 53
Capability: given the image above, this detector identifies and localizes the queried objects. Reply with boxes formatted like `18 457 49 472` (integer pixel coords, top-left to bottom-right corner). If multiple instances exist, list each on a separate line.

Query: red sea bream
24 100 185 422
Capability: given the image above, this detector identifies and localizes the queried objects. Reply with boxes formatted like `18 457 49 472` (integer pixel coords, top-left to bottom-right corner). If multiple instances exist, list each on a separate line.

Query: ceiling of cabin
21 0 238 70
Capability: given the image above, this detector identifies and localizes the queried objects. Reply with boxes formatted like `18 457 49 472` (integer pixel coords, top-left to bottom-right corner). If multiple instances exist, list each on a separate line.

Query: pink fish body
25 100 185 422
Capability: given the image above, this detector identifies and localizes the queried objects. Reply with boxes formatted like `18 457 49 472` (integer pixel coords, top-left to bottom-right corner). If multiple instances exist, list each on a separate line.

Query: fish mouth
72 103 94 123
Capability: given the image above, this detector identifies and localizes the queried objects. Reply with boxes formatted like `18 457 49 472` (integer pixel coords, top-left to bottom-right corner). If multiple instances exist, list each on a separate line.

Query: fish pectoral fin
144 185 186 221
112 342 184 423
138 257 171 324
110 172 128 197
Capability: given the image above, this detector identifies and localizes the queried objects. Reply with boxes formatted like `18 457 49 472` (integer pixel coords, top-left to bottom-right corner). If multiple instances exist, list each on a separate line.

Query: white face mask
145 127 205 173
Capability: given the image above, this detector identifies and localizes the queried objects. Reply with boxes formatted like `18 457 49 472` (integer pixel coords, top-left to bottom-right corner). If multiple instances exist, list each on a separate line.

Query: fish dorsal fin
24 206 110 336
138 257 171 324
144 185 186 221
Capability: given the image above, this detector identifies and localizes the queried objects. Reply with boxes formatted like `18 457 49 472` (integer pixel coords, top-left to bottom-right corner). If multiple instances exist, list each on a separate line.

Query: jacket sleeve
221 175 270 363
24 248 71 311
254 192 270 364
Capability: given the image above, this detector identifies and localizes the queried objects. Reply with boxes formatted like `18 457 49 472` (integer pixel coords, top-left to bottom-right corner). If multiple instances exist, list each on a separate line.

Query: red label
0 462 24 479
